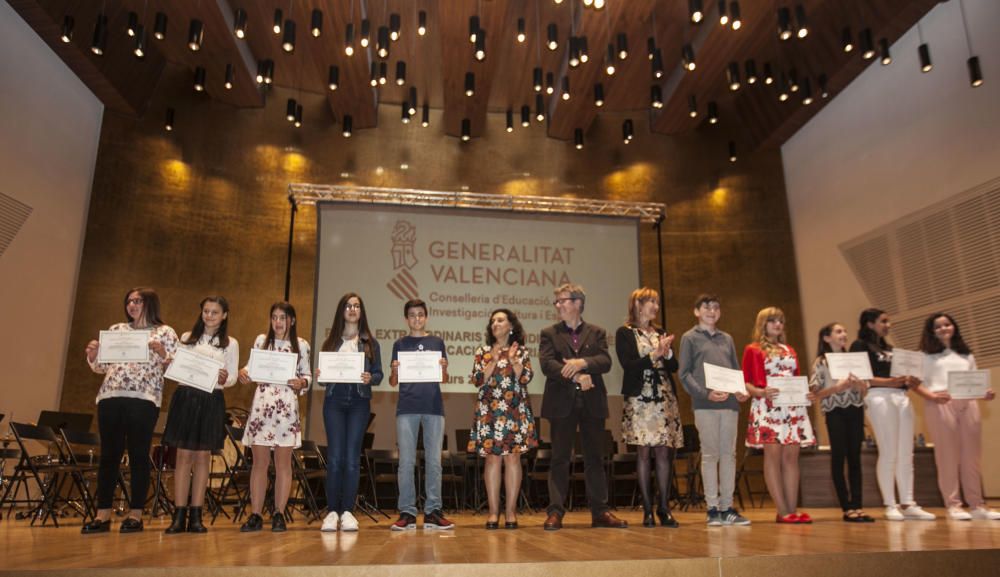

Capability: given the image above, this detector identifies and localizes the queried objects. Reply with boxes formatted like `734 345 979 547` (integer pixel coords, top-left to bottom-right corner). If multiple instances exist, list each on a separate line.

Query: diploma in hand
890 348 924 378
948 370 990 400
97 330 151 363
318 352 365 383
398 351 443 383
248 349 299 385
165 348 223 393
703 363 747 395
768 376 810 407
826 352 874 380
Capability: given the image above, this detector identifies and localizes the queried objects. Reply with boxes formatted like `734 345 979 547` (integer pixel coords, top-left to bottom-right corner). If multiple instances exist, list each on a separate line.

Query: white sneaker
948 506 972 521
885 506 905 521
321 511 340 532
340 511 359 531
970 507 1000 520
902 505 936 520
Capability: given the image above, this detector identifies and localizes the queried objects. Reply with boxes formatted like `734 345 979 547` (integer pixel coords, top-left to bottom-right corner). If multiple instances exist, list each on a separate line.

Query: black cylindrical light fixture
801 77 813 105
273 9 283 34
547 23 558 50
311 9 323 37
681 44 696 71
465 72 475 96
282 19 296 52
154 12 167 40
689 0 704 23
652 48 664 78
127 12 138 37
535 93 545 121
777 7 792 40
789 67 800 92
342 115 353 137
533 67 543 92
232 9 245 39
594 82 605 107
224 63 234 89
763 61 774 84
730 1 742 30
860 28 875 60
475 31 486 61
517 18 526 42
377 26 390 58
708 101 718 124
295 105 303 127
622 119 634 143
60 15 74 43
133 26 146 58
188 19 204 51
561 75 570 100
651 84 663 108
795 4 808 38
256 60 265 83
419 11 428 36
369 62 378 87
286 98 297 121
818 74 829 98
745 59 758 84
546 71 555 94
718 0 729 26
328 65 339 90
579 35 589 63
568 36 580 67
688 94 698 118
647 36 656 60
389 13 401 41
616 32 628 60
968 56 983 87
605 43 616 75
401 100 411 124
378 61 388 85
728 141 737 162
469 15 480 43
919 43 932 73
396 60 407 85
574 128 584 150
841 27 853 52
344 22 355 55
265 59 275 84
879 37 892 65
194 66 206 92
506 109 514 132
422 103 430 127
727 62 741 91
778 71 790 101
165 108 175 131
461 118 471 141
360 19 370 47
409 86 418 115
521 105 530 127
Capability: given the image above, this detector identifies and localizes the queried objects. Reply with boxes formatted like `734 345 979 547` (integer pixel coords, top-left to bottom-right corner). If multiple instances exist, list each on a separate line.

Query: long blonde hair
626 287 660 328
752 306 786 356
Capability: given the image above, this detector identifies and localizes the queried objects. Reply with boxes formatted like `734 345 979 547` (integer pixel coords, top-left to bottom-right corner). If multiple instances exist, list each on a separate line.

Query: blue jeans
323 385 370 513
396 413 444 516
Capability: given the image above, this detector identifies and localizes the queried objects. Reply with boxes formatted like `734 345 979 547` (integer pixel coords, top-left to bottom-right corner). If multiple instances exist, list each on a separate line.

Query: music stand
37 411 93 433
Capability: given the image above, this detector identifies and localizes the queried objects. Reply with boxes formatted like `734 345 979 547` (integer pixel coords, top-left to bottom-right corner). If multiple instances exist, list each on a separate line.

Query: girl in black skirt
162 296 239 533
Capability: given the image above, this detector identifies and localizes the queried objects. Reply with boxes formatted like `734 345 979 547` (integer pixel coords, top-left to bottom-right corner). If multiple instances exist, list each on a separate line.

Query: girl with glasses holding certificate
916 313 998 521
238 301 311 532
82 287 178 534
162 296 239 534
742 307 815 524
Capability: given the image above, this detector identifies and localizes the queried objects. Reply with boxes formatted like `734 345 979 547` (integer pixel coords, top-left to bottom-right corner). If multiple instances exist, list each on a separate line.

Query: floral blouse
89 322 179 407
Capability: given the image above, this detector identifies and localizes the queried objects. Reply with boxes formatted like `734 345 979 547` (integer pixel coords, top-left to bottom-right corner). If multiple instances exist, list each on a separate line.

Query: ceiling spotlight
879 37 891 65
521 105 531 127
294 105 303 128
777 7 792 40
647 36 656 60
517 18 526 42
689 0 704 24
127 12 138 37
273 9 283 34
688 94 698 118
256 60 265 84
469 15 480 43
370 63 378 86
605 44 616 75
795 4 808 38
651 85 664 109
475 32 486 61
652 49 664 79
536 93 545 121
220 63 232 89
727 62 741 91
377 26 390 58
682 44 696 71
728 141 737 163
360 19 370 47
745 59 758 84
87 14 108 55
232 9 245 39
561 76 570 101
188 19 204 51
919 43 932 73
546 72 555 95
841 27 853 52
194 67 206 92
718 0 729 26
594 83 605 107
389 13 401 41
165 108 175 131
569 37 581 67
579 36 589 62
133 26 146 58
402 101 411 124
396 61 407 86
378 61 387 85
328 65 339 90
574 128 584 150
60 15 74 43
594 0 605 9
763 61 775 84
419 11 427 36
286 98 297 122
342 115 353 137
461 118 471 141
707 101 718 124
789 68 800 92
617 33 628 60
547 23 558 50
533 67 543 92
622 119 634 143
968 56 983 87
777 72 789 101
860 28 875 60
344 23 355 55
422 103 430 127
730 2 742 30
465 72 475 96
153 12 168 41
264 60 274 84
506 109 514 132
801 77 813 105
409 87 418 115
818 74 829 98
311 9 322 37
282 20 296 52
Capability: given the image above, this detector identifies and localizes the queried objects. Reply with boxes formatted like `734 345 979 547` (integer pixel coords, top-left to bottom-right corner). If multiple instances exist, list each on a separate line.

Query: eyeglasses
553 297 578 306
406 312 427 319
345 303 362 310
127 298 145 305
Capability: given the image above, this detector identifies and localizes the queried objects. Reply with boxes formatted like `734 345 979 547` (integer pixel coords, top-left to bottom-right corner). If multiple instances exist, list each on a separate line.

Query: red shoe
795 512 813 524
776 513 799 524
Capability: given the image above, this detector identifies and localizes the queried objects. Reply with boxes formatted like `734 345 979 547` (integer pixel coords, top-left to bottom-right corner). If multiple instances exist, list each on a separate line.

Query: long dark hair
123 287 163 326
919 312 972 355
484 308 526 347
322 293 375 361
264 301 300 354
182 296 230 349
815 322 841 360
857 308 891 352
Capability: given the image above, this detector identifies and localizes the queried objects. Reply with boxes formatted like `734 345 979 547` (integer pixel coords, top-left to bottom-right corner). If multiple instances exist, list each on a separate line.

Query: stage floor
2 506 999 577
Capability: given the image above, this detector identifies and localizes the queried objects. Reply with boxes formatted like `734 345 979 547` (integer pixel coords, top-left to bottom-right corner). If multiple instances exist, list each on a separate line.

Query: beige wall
782 0 1000 495
0 3 102 428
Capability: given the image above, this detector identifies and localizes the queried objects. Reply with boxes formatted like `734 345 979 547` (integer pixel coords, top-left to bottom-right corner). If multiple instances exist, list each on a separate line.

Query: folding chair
290 440 326 523
1 422 74 526
58 428 105 522
220 425 253 522
365 449 399 512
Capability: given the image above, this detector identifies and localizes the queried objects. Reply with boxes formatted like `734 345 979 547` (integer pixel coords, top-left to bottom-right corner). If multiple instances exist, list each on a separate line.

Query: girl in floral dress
742 306 815 524
468 308 537 529
238 301 311 532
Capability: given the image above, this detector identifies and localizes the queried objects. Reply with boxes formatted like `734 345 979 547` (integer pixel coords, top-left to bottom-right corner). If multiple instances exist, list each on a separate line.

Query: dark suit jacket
539 321 613 420
614 325 679 399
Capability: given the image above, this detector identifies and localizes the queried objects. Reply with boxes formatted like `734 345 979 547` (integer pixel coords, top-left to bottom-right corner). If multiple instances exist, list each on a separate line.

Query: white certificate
768 376 810 407
703 362 747 395
398 351 443 383
890 348 924 378
248 349 299 385
165 348 223 393
826 352 874 380
318 352 365 383
97 330 151 363
948 370 990 400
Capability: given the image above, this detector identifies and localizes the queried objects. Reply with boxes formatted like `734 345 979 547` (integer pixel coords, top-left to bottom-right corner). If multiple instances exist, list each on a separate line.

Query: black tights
637 445 674 513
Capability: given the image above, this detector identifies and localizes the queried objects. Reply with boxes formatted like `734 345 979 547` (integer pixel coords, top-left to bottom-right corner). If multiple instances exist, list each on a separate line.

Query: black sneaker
720 508 751 526
706 507 723 527
423 510 455 530
272 512 287 532
119 517 144 533
391 512 417 531
240 513 263 533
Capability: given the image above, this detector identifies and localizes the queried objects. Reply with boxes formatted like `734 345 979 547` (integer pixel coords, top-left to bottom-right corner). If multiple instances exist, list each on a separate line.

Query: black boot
187 506 207 533
642 508 656 528
165 507 188 534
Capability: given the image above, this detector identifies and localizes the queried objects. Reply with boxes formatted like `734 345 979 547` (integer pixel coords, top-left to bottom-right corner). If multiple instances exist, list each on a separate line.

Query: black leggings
96 397 159 510
825 405 865 511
